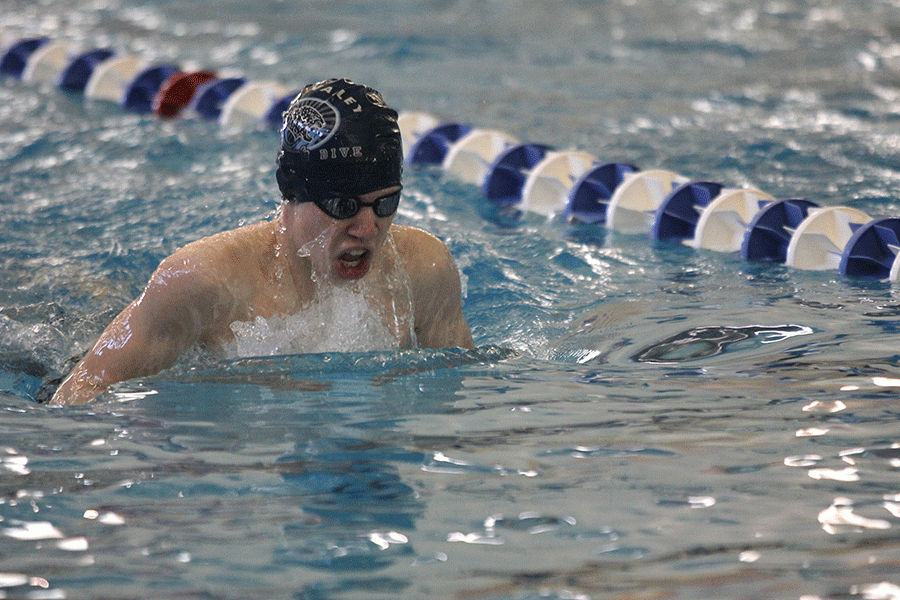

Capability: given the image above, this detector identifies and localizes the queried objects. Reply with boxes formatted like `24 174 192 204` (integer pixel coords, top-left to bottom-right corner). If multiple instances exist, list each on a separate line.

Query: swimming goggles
310 189 402 220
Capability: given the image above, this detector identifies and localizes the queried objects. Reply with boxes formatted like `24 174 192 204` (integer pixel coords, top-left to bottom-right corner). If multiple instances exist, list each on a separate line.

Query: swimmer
49 78 474 406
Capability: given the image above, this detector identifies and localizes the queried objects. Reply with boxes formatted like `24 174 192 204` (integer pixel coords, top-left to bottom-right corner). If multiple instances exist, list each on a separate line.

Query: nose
347 206 379 239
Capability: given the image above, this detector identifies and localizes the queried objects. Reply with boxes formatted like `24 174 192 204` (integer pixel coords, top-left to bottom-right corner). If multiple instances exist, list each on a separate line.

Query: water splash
227 283 401 357
227 225 416 357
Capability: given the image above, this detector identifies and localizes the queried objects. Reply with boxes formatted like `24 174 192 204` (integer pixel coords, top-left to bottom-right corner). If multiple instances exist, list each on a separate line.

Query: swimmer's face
281 186 400 282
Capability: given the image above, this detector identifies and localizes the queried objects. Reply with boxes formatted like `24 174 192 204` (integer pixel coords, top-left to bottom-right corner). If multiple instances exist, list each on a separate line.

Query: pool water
3 0 900 598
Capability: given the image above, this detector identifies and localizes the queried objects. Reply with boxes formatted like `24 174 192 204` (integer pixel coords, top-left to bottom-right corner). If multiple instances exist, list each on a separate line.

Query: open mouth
335 248 371 279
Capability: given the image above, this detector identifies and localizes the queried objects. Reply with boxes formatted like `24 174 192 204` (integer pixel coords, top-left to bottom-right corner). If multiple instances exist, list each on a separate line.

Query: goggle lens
313 191 401 220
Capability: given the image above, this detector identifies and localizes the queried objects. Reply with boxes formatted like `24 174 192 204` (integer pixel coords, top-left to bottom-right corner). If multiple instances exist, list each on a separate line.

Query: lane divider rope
4 34 899 281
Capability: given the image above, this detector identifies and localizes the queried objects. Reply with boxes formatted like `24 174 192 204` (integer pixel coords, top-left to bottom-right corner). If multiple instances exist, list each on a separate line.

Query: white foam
226 229 415 358
227 282 402 358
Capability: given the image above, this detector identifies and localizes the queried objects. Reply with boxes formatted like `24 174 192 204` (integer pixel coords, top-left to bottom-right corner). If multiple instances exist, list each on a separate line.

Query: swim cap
275 78 403 202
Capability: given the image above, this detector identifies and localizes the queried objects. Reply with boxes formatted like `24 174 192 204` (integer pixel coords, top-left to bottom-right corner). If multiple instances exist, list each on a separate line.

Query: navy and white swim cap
275 78 403 201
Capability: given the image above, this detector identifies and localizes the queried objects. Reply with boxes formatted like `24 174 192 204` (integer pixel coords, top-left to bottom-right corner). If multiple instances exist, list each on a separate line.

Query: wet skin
49 186 474 406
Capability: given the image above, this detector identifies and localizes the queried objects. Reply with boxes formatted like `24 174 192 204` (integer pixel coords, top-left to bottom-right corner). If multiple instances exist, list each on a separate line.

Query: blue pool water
3 0 900 598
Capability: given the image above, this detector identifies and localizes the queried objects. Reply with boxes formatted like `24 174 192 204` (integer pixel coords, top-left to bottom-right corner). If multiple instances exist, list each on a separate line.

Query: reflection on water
3 350 900 598
275 436 422 572
631 324 814 363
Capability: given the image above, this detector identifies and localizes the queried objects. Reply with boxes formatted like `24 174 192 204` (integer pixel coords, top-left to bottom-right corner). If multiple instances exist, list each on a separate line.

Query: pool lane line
3 33 899 281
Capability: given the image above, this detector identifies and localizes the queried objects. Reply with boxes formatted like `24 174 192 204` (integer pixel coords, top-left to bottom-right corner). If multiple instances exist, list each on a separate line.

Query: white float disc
442 128 519 186
606 169 689 234
520 150 598 217
219 80 287 129
786 206 872 270
690 188 774 252
22 42 70 85
85 55 148 102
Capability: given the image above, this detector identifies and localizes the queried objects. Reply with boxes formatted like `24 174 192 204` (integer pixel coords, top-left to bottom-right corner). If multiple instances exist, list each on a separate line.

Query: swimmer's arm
49 301 190 406
49 257 229 406
409 232 475 350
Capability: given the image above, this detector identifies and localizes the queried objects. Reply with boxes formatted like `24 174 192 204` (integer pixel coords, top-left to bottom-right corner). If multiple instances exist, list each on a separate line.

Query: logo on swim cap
281 98 341 151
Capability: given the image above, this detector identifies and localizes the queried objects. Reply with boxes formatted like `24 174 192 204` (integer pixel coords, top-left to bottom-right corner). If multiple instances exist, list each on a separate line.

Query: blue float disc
406 122 472 165
122 63 180 113
481 143 553 205
191 77 247 120
652 181 723 241
740 198 818 262
398 111 440 157
565 162 639 223
839 217 900 278
0 37 49 78
58 48 115 93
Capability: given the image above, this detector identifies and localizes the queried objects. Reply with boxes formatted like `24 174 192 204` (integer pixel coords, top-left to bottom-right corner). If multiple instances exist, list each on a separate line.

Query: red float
152 70 216 118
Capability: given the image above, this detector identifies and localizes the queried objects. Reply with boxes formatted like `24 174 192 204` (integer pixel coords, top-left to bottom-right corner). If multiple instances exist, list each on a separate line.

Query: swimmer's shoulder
161 221 275 276
142 222 275 335
389 227 472 349
148 221 275 302
390 224 460 283
391 224 453 258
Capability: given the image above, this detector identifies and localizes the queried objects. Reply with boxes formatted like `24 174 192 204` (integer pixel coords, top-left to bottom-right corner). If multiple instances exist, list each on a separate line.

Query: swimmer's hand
49 371 107 406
